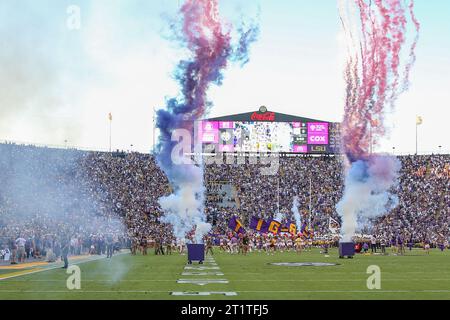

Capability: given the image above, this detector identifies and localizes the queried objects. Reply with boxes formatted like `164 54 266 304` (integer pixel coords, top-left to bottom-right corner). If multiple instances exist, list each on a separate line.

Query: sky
0 0 449 155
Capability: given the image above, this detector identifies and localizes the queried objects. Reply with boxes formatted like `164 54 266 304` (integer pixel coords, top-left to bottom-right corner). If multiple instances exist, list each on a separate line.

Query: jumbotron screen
198 120 338 154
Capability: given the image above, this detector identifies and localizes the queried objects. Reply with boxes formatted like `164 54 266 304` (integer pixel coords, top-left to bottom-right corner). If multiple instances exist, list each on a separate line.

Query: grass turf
0 248 449 300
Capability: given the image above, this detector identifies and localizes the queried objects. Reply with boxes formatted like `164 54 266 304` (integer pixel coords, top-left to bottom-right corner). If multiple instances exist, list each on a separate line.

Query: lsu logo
268 221 281 234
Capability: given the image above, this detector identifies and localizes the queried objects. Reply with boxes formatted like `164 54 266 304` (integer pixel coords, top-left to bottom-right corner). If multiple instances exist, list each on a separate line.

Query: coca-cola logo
250 112 275 121
308 123 328 133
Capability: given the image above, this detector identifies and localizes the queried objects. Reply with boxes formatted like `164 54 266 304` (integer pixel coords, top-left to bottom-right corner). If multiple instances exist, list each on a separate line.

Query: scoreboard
198 120 341 154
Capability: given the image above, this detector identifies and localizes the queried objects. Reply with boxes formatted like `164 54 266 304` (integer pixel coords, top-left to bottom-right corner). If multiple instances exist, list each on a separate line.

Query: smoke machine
339 242 355 259
187 244 205 264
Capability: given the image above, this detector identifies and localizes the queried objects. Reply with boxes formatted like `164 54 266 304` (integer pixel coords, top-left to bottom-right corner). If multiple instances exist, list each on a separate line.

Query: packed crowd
0 142 449 263
207 232 449 256
206 154 449 246
0 143 170 262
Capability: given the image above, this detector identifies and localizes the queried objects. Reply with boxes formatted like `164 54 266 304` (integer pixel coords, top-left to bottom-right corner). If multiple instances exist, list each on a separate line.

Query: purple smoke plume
155 0 259 242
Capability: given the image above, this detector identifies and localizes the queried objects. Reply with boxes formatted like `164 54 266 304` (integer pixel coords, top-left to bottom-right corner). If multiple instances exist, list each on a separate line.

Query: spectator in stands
0 142 448 255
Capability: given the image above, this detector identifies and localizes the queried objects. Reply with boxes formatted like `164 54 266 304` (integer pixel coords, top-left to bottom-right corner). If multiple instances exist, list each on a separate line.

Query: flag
108 112 113 121
250 216 268 233
288 222 297 235
300 223 313 239
267 219 281 235
416 116 423 125
307 228 314 239
228 216 246 234
280 221 296 234
329 217 340 234
301 222 308 234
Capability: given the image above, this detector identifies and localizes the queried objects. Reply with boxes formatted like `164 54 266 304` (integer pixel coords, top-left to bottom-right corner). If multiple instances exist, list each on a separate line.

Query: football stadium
0 0 449 309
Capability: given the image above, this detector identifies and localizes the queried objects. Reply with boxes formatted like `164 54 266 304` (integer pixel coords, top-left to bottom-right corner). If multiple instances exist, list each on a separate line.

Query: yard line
3 278 450 282
0 252 129 281
1 290 450 294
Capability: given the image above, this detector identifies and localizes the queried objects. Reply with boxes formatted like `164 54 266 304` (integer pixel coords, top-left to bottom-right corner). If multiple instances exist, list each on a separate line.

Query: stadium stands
0 142 448 258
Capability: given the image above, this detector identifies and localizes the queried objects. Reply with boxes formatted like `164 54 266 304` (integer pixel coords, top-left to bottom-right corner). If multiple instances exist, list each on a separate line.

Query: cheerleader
307 238 313 252
248 236 255 253
264 235 271 254
424 240 431 255
295 236 303 254
277 236 285 252
257 236 264 253
287 237 293 252
219 237 227 252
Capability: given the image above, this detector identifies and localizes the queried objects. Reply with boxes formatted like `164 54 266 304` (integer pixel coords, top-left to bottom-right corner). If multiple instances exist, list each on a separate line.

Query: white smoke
337 155 401 242
291 196 301 231
275 211 284 223
159 164 211 244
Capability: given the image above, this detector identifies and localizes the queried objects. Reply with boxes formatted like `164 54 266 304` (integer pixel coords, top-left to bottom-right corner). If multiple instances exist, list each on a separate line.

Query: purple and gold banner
267 220 282 234
250 216 268 233
228 216 246 234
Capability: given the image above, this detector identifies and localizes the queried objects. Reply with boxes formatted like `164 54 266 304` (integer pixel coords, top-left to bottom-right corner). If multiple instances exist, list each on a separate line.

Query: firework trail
232 19 260 67
156 0 259 243
337 0 420 241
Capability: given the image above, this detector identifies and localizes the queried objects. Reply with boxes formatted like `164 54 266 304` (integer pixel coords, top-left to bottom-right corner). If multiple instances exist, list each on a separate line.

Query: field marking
182 272 225 276
0 269 44 280
4 278 450 282
171 292 238 296
0 262 51 270
174 255 232 294
177 279 229 285
0 254 101 271
1 290 450 294
184 266 220 270
0 252 129 281
234 290 450 293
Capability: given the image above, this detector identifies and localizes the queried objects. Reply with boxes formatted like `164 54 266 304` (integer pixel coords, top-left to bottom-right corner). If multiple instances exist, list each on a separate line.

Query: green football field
1 248 450 300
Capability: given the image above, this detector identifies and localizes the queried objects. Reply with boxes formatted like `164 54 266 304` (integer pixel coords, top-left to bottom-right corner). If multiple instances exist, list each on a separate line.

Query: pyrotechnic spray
155 0 259 243
291 196 302 233
337 0 420 241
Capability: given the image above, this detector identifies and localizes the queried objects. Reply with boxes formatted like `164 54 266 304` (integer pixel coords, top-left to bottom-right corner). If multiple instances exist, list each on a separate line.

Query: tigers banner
249 216 268 233
228 216 246 234
267 220 281 234
288 222 297 235
281 222 297 235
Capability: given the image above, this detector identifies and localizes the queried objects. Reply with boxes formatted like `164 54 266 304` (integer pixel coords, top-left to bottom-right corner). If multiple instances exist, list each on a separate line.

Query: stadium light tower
309 177 312 230
108 113 113 152
416 116 423 155
277 178 280 215
153 107 156 154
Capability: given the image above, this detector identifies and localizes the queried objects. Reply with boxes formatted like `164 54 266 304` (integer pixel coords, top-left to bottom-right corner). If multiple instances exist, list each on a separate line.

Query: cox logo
309 135 327 143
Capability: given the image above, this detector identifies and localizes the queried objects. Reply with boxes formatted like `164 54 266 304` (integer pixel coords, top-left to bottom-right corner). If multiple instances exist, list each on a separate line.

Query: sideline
0 251 130 281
